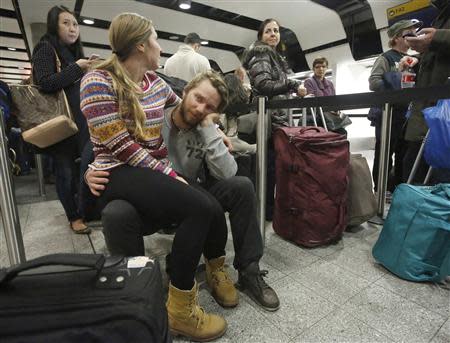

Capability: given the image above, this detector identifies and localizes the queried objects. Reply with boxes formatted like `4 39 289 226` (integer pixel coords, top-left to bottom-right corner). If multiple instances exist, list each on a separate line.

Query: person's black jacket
242 41 300 129
242 41 299 97
32 39 88 152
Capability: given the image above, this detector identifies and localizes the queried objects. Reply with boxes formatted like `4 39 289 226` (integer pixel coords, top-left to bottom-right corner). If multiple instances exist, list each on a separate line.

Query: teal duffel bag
372 183 450 282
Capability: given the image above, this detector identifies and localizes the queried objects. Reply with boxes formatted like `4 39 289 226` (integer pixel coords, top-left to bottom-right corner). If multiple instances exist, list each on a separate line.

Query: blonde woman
80 13 227 341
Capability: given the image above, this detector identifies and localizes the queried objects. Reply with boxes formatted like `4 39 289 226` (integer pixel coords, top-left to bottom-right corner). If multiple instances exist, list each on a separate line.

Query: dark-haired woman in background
304 57 335 97
32 5 96 233
242 18 306 220
304 56 348 136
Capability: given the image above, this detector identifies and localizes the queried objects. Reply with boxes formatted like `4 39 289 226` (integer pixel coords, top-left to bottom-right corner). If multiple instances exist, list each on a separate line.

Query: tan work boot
205 256 239 308
166 282 227 342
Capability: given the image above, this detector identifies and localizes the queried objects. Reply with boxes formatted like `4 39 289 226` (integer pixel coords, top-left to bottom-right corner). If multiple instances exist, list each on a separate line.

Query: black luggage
0 254 171 343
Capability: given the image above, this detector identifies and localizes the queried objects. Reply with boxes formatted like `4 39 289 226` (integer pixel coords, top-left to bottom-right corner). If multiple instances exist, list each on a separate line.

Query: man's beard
179 99 200 128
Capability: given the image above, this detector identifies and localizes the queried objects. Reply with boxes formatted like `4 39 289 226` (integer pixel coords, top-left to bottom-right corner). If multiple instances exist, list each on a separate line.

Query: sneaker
237 262 280 311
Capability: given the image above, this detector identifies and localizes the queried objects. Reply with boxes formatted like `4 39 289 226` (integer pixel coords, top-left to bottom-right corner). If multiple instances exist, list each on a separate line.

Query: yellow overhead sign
387 0 431 19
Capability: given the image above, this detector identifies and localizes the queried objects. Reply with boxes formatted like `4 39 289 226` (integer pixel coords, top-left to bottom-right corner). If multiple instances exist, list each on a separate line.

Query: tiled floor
1 138 449 342
1 194 449 342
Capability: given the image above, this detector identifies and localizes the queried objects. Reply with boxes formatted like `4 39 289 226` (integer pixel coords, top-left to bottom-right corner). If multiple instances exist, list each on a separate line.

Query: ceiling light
8 47 16 51
201 41 209 45
83 18 95 25
179 0 191 10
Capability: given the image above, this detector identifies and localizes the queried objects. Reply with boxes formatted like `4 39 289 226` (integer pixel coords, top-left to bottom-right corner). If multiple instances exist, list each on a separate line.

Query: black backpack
156 71 187 98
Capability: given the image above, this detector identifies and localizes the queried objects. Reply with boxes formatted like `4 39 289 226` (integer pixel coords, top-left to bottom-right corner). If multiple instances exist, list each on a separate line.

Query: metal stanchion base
368 216 384 225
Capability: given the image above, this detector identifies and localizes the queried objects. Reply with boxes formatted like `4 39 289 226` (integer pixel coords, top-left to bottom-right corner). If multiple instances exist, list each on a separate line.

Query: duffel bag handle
0 253 106 284
431 184 450 200
299 127 322 134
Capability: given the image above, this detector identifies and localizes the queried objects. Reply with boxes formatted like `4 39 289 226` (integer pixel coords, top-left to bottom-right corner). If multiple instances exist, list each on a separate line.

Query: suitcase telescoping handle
0 253 106 284
300 127 322 133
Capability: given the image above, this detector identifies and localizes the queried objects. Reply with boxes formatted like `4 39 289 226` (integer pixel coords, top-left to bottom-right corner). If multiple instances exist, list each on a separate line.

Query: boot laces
255 270 270 290
189 291 206 328
212 265 232 284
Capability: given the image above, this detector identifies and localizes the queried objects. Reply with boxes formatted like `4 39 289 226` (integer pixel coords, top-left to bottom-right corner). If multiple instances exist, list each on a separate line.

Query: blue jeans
53 152 81 222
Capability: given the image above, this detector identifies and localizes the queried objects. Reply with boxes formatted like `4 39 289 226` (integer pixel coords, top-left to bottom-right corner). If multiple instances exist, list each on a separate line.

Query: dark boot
237 262 280 311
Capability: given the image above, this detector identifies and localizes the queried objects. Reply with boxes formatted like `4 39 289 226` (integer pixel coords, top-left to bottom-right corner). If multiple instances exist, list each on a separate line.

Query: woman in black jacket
32 5 95 233
242 18 306 220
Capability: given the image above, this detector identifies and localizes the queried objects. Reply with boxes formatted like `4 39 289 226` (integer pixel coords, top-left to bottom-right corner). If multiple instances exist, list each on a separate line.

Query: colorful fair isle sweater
80 70 180 177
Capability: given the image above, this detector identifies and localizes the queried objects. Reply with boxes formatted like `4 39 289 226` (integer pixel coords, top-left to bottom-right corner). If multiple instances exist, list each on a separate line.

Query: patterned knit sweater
80 69 180 177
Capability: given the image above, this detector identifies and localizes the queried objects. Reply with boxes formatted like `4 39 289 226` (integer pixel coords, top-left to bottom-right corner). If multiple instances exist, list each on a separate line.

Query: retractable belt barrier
1 86 450 260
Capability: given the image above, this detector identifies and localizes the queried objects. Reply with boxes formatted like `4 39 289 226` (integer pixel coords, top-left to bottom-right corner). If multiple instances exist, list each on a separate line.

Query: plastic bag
323 111 352 131
423 99 450 169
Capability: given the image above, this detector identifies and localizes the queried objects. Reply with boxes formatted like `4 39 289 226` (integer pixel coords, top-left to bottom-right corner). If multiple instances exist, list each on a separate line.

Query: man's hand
297 84 307 97
405 28 436 53
217 128 233 152
200 112 220 127
85 168 109 196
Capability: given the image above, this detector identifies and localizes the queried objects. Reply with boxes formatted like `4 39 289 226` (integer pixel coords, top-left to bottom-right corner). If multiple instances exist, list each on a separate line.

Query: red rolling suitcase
273 126 350 247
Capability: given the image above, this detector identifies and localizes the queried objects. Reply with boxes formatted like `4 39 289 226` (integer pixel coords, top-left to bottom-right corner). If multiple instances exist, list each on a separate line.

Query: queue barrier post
376 103 392 219
0 108 26 266
256 96 268 248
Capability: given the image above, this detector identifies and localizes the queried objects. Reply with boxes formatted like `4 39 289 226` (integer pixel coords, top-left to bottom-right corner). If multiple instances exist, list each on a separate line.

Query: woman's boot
166 282 227 341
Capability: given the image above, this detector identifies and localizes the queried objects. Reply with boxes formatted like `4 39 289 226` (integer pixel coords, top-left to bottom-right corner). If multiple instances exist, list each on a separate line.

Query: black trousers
102 174 263 278
202 175 263 270
372 115 407 192
98 165 227 290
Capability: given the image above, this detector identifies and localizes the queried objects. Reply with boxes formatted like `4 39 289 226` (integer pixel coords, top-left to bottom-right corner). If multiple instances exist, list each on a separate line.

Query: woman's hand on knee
85 168 110 196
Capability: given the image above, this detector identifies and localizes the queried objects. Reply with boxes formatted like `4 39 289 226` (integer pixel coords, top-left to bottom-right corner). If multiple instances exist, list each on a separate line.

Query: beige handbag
10 51 78 148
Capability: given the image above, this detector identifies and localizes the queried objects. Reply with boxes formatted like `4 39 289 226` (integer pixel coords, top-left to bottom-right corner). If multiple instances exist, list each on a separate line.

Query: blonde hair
388 36 399 48
184 71 229 113
94 13 153 139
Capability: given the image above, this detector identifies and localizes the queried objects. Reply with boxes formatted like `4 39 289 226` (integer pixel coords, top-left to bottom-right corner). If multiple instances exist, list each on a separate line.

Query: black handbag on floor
0 254 171 343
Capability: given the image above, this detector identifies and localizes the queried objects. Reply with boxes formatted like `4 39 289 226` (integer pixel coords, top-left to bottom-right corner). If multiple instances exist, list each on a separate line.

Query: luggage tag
127 256 152 268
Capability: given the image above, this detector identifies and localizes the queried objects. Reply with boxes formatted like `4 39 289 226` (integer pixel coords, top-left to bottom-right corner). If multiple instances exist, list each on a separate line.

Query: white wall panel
0 66 31 74
80 23 241 72
0 49 28 60
0 72 28 79
79 25 109 45
0 60 31 68
81 0 256 48
0 36 26 49
0 17 21 34
198 0 347 50
0 0 14 10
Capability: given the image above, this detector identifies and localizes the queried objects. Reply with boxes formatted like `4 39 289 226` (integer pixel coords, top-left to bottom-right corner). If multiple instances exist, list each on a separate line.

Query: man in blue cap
368 19 422 194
